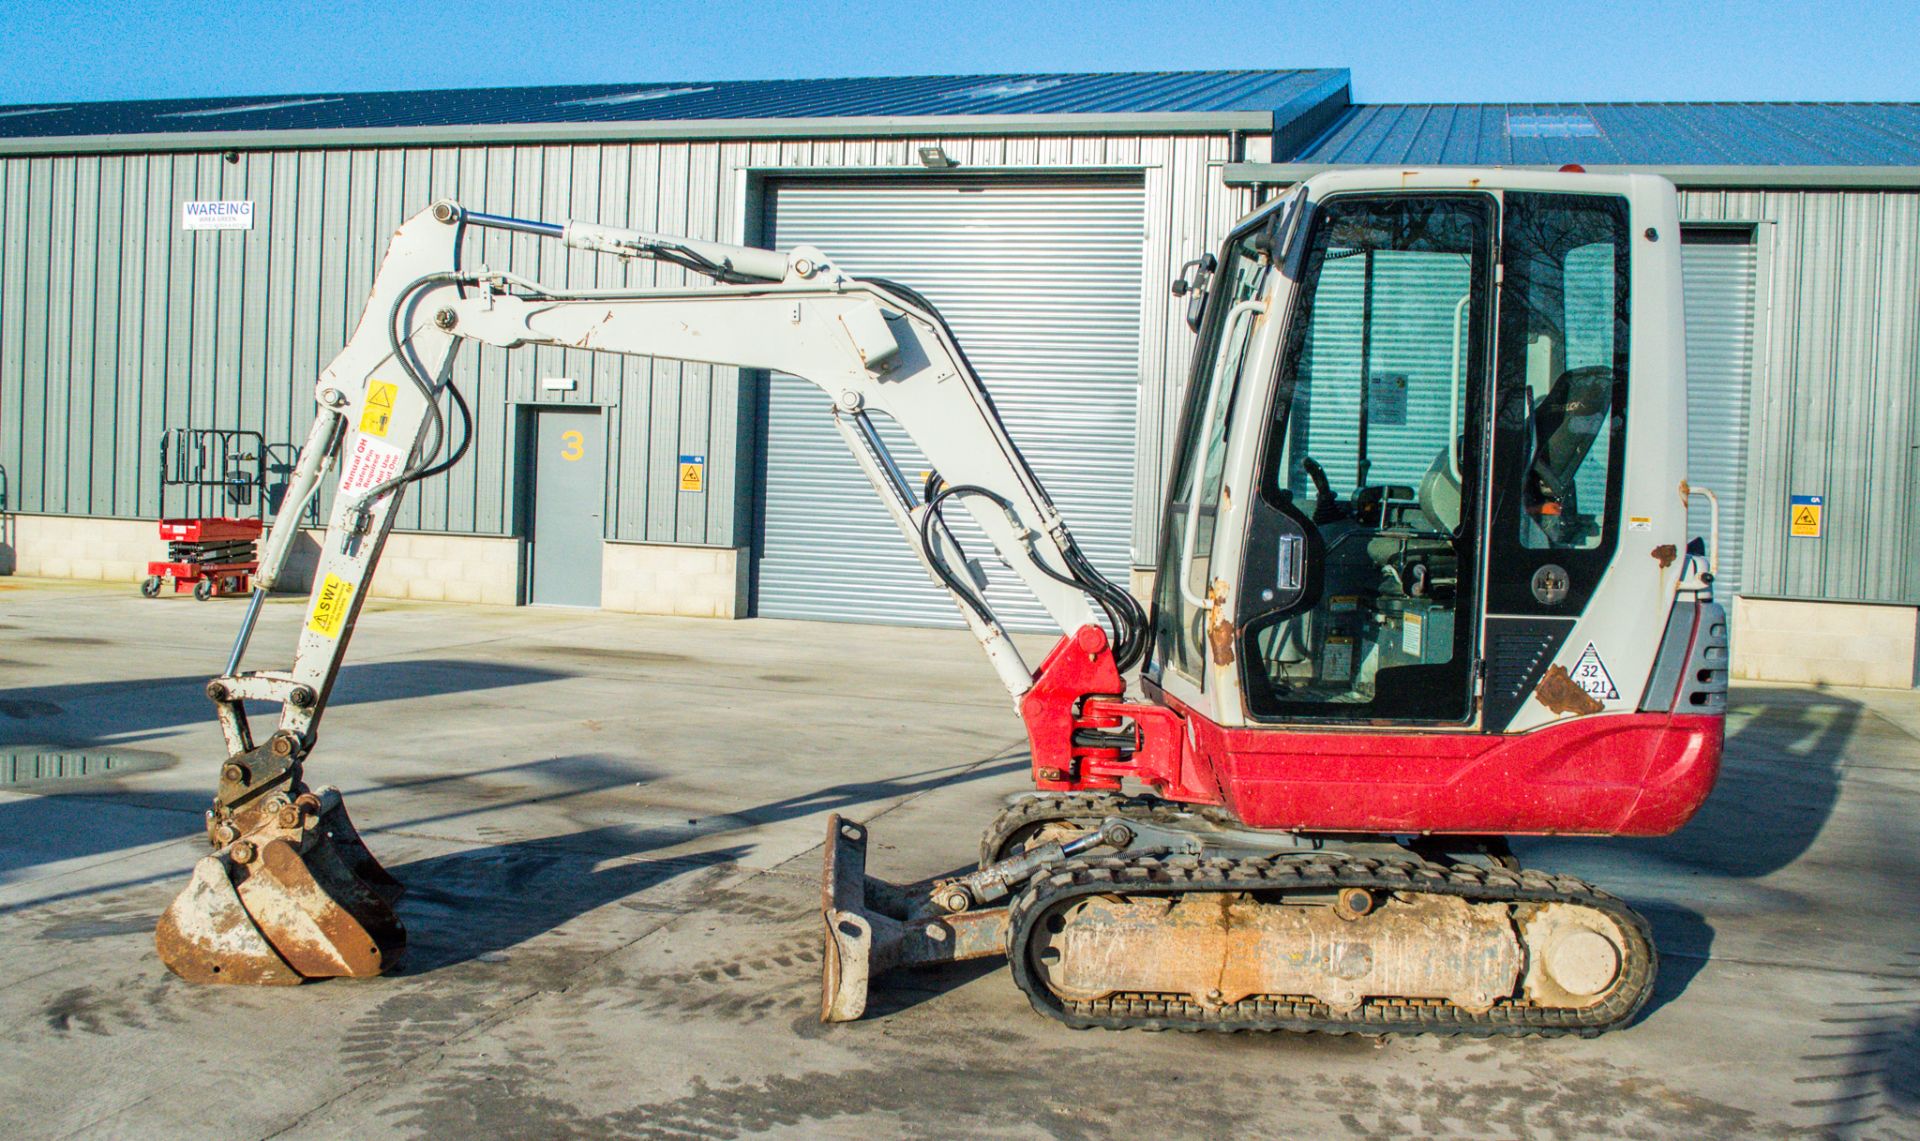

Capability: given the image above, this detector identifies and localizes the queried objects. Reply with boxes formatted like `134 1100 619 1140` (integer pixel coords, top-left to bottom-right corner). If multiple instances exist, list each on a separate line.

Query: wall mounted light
917 146 954 169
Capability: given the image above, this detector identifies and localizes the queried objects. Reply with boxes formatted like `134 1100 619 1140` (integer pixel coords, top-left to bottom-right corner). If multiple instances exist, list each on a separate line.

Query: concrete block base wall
278 531 522 606
1732 596 1920 689
601 542 748 619
1 515 751 619
0 513 525 605
0 514 155 581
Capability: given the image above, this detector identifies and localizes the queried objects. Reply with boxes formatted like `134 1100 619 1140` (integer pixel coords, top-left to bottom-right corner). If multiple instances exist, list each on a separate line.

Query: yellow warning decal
308 573 355 639
359 380 398 438
1789 493 1823 538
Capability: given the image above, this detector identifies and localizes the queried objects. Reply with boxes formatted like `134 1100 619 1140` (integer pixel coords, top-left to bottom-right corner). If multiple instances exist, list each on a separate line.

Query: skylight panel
1505 113 1601 139
0 106 70 119
947 78 1066 99
162 98 343 118
561 86 714 107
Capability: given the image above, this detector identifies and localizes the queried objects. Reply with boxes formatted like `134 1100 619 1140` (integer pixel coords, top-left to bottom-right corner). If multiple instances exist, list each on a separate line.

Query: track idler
156 746 404 985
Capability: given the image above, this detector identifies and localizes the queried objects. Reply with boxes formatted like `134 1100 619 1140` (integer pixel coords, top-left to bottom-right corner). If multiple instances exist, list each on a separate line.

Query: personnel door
527 407 605 607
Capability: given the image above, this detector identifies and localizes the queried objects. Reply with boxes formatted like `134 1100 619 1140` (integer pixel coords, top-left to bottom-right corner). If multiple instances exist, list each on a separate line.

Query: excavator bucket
155 788 405 984
820 814 1012 1022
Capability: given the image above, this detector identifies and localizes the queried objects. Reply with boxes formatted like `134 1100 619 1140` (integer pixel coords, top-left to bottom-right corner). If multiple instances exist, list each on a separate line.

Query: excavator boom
157 200 1138 984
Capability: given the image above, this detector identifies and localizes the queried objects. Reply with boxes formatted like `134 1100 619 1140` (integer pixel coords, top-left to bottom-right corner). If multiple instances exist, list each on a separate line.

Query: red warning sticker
340 434 403 497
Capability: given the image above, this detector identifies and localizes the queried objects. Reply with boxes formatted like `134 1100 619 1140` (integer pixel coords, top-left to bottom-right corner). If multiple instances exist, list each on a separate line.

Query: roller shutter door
757 179 1145 629
1681 230 1759 597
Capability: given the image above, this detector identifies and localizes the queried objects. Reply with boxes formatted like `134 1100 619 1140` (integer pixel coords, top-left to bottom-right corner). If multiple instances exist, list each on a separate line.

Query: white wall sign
182 200 254 230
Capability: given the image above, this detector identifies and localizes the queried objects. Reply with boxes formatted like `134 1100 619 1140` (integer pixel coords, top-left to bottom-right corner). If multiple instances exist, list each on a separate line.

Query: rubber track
1005 851 1658 1038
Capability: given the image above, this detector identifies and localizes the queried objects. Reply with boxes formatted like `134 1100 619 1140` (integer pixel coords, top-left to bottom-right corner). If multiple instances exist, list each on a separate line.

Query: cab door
1229 192 1498 725
1479 191 1636 730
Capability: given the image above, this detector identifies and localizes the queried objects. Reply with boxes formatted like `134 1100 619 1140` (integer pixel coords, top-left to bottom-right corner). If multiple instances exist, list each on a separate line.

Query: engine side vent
1481 617 1576 730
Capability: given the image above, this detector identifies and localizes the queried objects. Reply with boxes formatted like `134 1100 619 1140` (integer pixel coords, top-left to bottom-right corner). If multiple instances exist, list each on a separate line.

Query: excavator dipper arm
157 201 1134 985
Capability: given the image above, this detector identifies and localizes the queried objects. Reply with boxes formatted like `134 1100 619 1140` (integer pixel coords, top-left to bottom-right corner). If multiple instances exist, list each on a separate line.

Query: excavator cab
1159 181 1646 731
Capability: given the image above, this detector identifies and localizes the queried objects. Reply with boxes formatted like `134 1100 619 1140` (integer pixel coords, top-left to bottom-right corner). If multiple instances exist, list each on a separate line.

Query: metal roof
0 70 1348 140
1288 102 1920 166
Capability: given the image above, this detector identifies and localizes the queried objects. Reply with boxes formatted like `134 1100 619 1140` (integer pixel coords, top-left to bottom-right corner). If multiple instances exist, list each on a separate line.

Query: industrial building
0 70 1915 686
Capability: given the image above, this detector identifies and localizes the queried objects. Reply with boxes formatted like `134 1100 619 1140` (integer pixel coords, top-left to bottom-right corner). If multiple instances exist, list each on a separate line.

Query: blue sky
2 0 1915 106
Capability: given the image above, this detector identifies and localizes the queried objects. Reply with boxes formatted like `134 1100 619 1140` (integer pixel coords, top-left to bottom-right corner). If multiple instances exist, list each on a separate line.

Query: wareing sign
181 200 254 230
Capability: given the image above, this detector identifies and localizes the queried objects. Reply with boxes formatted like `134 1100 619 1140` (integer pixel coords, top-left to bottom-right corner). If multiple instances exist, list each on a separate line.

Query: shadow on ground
0 657 573 749
391 834 749 975
0 786 211 878
381 750 1028 975
1795 947 1920 1138
1639 686 1864 878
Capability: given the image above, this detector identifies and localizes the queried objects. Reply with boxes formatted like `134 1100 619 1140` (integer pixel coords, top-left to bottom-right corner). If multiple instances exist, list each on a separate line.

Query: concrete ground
1 575 1916 1140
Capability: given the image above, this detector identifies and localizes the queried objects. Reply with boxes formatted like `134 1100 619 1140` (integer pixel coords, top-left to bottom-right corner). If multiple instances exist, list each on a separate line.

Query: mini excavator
156 170 1726 1037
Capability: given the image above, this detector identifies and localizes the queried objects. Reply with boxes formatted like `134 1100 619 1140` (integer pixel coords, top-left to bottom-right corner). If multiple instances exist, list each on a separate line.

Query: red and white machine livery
154 170 1726 1038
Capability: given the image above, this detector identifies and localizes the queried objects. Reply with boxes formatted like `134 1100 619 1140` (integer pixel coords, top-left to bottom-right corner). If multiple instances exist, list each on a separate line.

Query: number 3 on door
560 430 585 461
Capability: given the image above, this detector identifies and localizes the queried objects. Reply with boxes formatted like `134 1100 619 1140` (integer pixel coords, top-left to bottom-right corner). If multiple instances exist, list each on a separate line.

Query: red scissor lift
142 516 263 601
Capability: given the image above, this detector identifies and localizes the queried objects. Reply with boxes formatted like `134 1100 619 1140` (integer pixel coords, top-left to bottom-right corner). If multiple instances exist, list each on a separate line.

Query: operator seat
1528 364 1614 507
1417 452 1462 533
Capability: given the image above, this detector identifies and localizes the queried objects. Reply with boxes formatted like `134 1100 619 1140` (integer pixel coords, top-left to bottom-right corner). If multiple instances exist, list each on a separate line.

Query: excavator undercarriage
824 794 1656 1036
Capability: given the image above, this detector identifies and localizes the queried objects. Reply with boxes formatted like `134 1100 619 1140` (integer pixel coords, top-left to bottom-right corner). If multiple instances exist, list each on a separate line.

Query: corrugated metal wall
0 133 1247 561
1679 190 1920 605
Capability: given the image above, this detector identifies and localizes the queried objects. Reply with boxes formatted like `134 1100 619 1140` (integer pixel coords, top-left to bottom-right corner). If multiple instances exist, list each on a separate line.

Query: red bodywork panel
1020 626 1722 839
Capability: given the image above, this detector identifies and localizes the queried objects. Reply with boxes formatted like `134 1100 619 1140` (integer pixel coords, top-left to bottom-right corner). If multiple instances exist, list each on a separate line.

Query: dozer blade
155 787 406 984
821 814 897 1023
819 814 1011 1023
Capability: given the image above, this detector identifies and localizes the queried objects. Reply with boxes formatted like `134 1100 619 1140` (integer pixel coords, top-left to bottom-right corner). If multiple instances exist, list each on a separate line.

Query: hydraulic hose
413 374 473 482
868 275 1148 672
917 483 1008 632
351 271 466 515
918 481 1150 675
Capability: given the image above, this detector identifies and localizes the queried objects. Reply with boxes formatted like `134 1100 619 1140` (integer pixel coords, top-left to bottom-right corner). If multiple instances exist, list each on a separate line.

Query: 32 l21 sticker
1568 642 1619 701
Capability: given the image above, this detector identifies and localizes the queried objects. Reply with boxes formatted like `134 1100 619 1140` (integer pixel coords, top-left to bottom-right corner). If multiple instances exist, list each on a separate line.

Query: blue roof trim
0 70 1350 140
1287 102 1920 167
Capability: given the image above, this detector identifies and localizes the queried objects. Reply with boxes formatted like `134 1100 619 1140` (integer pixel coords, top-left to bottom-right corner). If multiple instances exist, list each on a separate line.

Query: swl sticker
308 574 355 639
1568 642 1620 701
